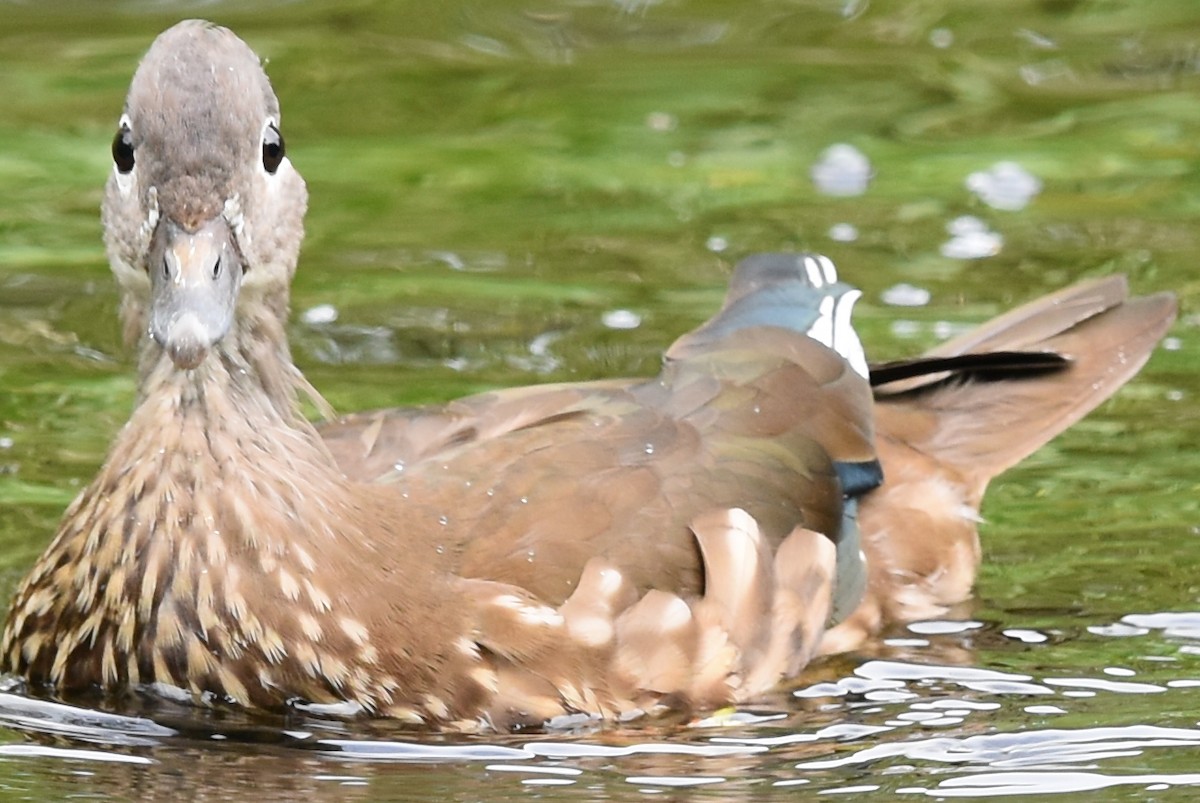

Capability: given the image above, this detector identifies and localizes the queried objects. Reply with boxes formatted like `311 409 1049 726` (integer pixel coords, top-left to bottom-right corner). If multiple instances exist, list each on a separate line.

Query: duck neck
2 302 380 694
3 284 476 717
135 293 305 427
116 299 358 561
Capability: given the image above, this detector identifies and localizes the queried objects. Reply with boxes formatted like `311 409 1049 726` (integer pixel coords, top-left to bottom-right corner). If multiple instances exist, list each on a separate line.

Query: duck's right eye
112 125 135 174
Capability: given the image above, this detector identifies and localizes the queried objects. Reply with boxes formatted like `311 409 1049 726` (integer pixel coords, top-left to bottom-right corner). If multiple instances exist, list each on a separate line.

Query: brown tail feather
926 275 1132 358
819 276 1175 655
873 276 1177 496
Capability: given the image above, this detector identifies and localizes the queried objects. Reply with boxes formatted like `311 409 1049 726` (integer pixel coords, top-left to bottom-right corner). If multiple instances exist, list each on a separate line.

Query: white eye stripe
800 254 840 288
113 166 134 195
138 186 159 240
223 195 245 236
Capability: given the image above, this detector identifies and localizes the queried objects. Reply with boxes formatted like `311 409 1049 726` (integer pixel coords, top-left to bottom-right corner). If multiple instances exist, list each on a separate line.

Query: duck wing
319 254 879 714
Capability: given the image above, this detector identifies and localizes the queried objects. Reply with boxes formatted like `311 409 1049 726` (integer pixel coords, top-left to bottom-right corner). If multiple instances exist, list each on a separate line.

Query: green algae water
0 1 1198 799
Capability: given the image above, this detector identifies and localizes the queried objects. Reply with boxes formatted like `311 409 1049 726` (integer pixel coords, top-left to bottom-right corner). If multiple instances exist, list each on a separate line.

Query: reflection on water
929 772 1200 798
2 613 1200 796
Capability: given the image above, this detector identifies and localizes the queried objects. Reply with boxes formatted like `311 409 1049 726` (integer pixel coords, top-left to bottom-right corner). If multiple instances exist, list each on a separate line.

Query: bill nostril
212 256 222 280
162 257 170 281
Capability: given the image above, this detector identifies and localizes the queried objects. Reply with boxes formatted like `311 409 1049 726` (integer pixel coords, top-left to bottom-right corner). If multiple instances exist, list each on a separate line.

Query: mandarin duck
0 20 1177 730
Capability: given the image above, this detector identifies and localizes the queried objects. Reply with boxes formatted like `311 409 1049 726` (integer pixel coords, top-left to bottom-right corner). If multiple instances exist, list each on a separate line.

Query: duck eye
111 124 135 174
262 122 285 174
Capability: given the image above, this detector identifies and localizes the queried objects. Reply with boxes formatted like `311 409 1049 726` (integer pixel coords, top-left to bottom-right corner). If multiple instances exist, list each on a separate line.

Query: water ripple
796 725 1200 771
0 692 175 747
1 614 1200 795
922 770 1200 797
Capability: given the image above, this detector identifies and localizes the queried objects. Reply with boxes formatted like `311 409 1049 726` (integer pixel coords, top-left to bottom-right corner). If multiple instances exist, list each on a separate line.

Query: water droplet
644 443 655 455
940 215 1002 259
882 283 931 308
393 461 406 473
811 143 872 197
828 222 858 242
520 497 529 505
965 161 1042 211
645 111 676 132
301 304 338 325
929 27 953 48
486 487 495 497
602 309 641 330
435 545 445 555
438 515 449 526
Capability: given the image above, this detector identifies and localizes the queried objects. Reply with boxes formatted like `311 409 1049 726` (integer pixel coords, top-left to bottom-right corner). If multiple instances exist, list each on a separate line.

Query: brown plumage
821 276 1177 654
0 21 1177 730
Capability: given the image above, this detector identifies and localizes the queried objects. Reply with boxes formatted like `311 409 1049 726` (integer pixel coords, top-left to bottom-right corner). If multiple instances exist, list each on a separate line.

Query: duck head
101 20 308 371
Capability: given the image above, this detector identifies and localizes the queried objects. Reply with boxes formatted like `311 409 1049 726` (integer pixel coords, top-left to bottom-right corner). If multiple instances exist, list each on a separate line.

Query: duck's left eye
112 123 135 173
262 122 285 174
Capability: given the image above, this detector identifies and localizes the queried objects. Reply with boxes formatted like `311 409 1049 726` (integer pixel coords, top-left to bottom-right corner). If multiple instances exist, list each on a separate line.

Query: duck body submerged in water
0 20 1177 730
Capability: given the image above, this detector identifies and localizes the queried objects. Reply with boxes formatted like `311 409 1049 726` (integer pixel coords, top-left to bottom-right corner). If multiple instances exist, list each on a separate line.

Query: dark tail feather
872 275 1176 496
870 350 1067 390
